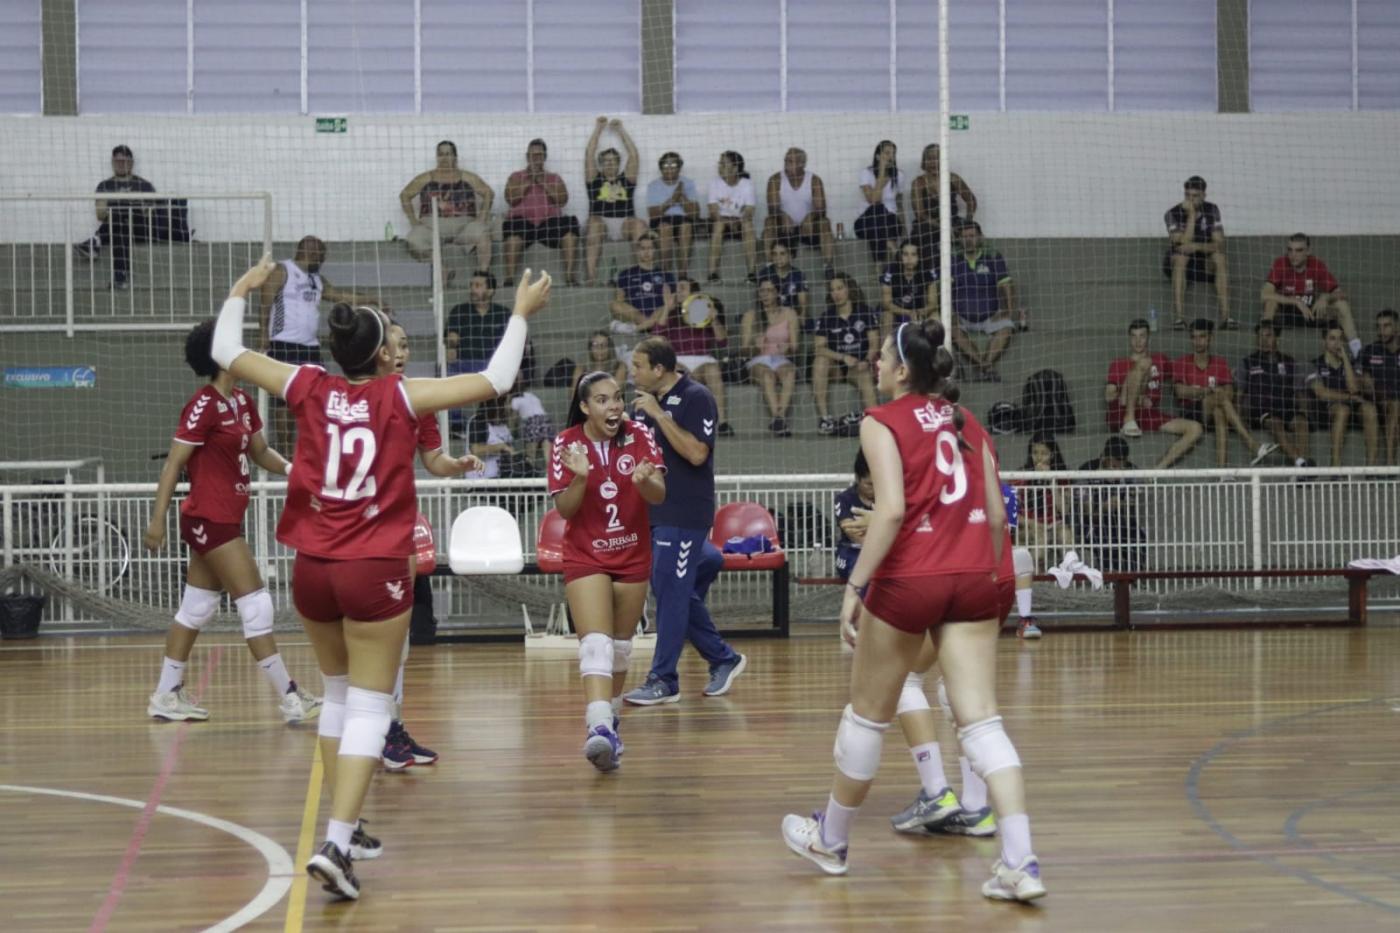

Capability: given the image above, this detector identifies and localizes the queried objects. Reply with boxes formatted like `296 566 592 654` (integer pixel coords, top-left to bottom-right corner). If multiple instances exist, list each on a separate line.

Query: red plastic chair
535 509 567 574
711 501 786 571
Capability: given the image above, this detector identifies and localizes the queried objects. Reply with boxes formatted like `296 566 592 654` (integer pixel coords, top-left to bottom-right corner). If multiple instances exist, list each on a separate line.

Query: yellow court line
283 741 323 933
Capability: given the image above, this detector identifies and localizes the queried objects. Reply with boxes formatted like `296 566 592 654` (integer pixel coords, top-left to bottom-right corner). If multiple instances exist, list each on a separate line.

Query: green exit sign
949 114 969 131
315 117 347 134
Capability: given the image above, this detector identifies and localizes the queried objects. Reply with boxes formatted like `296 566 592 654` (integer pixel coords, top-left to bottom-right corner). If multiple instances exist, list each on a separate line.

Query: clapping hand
632 460 658 486
562 441 590 478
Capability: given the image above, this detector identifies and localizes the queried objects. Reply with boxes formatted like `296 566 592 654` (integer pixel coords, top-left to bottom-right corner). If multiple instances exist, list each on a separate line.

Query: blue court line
1281 782 1400 886
1185 698 1400 915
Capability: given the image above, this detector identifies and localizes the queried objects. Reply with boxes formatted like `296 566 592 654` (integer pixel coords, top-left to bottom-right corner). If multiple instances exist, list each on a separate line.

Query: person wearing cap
73 144 157 290
1163 175 1236 331
1076 437 1144 573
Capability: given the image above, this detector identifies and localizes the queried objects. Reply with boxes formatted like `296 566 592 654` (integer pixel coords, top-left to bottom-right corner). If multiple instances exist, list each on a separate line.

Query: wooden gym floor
2 625 1399 932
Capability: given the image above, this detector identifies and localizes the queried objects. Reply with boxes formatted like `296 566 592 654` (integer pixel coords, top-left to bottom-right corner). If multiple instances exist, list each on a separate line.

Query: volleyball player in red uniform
782 320 1044 902
209 256 550 899
548 371 666 772
143 320 320 724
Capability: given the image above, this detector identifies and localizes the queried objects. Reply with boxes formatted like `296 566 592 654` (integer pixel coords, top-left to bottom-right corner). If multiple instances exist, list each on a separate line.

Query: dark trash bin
0 593 46 639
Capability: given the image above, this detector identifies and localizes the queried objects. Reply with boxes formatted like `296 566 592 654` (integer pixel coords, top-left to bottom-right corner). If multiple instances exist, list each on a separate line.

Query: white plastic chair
448 506 525 575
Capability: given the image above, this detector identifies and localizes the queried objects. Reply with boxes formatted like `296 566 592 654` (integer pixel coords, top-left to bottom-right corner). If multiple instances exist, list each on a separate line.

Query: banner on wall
3 367 97 389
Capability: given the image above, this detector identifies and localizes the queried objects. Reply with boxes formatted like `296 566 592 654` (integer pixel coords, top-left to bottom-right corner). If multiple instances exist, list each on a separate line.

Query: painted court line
283 742 325 933
0 783 293 933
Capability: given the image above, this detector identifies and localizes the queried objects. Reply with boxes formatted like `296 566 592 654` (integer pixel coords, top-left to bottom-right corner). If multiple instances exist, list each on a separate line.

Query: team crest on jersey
969 508 987 524
386 580 404 601
616 454 636 476
325 390 371 424
242 413 253 430
363 503 380 520
217 401 228 413
599 480 619 500
915 513 933 532
913 402 954 433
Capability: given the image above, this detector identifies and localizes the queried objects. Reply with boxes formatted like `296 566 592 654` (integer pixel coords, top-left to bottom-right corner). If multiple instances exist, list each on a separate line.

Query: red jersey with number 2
547 420 665 575
278 366 420 560
865 395 1000 580
173 384 260 524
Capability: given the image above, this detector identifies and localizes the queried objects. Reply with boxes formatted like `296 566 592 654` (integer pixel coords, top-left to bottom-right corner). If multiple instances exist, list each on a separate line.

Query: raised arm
584 116 606 180
612 119 640 182
212 255 299 397
257 263 288 349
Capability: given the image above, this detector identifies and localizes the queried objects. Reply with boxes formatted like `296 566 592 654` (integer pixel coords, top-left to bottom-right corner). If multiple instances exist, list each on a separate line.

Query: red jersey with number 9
173 384 260 524
865 394 1000 580
547 420 665 574
278 366 420 560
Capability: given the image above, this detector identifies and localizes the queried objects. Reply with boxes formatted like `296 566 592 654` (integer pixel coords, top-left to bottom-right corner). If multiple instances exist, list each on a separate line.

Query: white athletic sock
959 756 988 811
910 742 949 796
1000 813 1033 867
257 653 293 696
157 657 185 694
586 700 613 730
821 795 858 849
326 818 356 856
1016 588 1033 619
393 661 406 706
610 696 623 716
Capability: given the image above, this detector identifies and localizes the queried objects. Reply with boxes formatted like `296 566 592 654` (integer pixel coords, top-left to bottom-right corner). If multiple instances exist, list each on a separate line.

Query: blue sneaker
703 653 748 697
583 724 621 772
613 715 625 758
623 675 680 706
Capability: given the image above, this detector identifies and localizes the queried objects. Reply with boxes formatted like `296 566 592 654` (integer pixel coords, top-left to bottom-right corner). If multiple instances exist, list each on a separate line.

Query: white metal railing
0 192 272 335
2 467 1397 631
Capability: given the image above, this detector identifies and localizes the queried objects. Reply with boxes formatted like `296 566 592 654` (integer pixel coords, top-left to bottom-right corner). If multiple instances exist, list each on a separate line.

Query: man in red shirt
1260 233 1362 358
1174 319 1278 467
1104 318 1202 467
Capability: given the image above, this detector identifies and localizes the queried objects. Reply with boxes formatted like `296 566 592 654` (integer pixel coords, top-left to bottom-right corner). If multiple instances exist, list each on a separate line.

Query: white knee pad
958 715 1021 778
174 585 220 631
1013 546 1035 578
318 674 348 740
833 704 890 782
578 632 614 679
612 638 633 674
235 589 275 640
339 686 394 758
936 677 955 725
896 672 931 717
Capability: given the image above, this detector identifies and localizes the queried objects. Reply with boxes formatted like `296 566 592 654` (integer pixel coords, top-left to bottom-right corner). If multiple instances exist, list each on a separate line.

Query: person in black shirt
879 240 937 335
1306 326 1380 466
73 145 157 289
808 273 880 436
1358 308 1400 464
445 272 515 435
1163 175 1235 330
1075 437 1144 572
583 116 645 286
1236 322 1314 468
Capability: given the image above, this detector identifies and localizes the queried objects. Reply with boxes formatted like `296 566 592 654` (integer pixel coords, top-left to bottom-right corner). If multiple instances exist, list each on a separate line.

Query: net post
1250 473 1264 591
937 0 952 350
64 209 74 338
95 461 107 593
431 199 449 449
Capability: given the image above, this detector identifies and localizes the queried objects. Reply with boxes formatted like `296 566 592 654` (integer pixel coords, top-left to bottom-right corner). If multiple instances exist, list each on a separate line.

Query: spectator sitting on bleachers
1260 233 1362 358
756 241 809 317
572 330 629 393
645 151 702 278
807 273 879 437
1105 318 1203 468
706 150 758 284
1075 436 1144 573
501 138 580 287
73 144 158 290
762 147 835 280
1358 308 1400 464
584 116 646 286
879 240 937 335
466 397 524 479
400 139 494 284
909 143 977 270
854 139 904 266
741 280 800 437
1306 325 1381 467
1163 175 1234 330
1017 432 1076 560
1237 321 1315 469
936 220 1016 382
609 232 674 364
653 277 732 436
445 271 512 435
508 375 556 469
1173 319 1277 467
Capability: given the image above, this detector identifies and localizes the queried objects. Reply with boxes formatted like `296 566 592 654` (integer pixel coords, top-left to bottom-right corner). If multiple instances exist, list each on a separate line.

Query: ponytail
328 303 388 377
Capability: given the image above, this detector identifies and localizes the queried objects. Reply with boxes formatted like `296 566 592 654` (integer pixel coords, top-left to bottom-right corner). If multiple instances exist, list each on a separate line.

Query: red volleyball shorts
292 552 413 623
864 571 1009 634
179 514 243 556
562 560 651 585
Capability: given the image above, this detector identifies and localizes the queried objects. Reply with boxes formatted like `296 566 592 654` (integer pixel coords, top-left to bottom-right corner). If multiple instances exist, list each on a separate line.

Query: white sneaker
148 686 209 721
280 684 323 723
1251 442 1280 465
982 855 1046 902
781 812 849 875
1120 419 1142 438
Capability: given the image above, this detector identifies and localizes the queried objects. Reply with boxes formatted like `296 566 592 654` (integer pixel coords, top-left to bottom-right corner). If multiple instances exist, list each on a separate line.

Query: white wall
3 112 1398 242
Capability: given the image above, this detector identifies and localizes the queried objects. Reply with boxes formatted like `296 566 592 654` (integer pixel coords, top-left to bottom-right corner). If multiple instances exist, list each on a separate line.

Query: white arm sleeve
481 315 528 396
211 296 249 370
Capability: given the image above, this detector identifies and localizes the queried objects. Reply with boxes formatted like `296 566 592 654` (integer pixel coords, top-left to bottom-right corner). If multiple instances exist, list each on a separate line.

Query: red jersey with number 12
278 366 420 560
865 394 999 580
547 420 665 574
173 384 260 524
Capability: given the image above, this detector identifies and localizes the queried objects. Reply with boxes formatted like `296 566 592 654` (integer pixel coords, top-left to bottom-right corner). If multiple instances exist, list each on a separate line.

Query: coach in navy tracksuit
623 335 747 704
